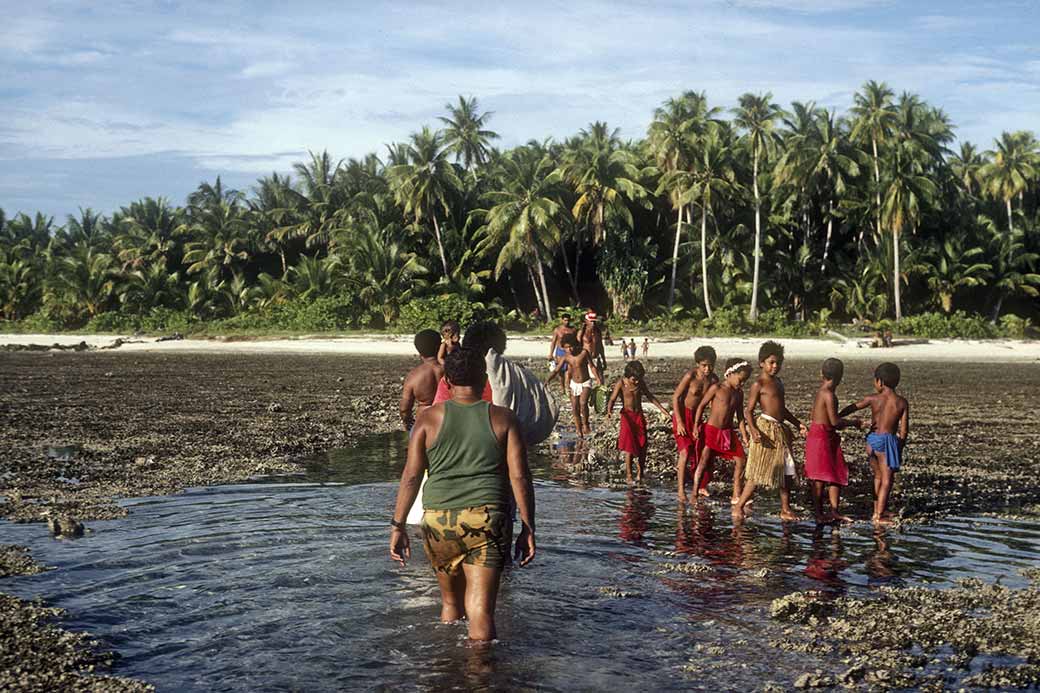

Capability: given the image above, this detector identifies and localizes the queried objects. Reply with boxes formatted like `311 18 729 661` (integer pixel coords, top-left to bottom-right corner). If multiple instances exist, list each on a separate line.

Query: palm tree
733 92 783 320
808 110 859 270
949 142 986 197
119 262 182 314
0 248 39 320
851 80 897 240
981 131 1037 234
180 182 251 285
679 124 739 318
114 197 182 271
982 220 1040 321
481 150 564 319
388 127 463 277
47 242 117 320
60 208 109 249
439 95 499 178
880 141 938 319
287 254 344 301
923 237 990 313
349 226 427 325
648 91 720 310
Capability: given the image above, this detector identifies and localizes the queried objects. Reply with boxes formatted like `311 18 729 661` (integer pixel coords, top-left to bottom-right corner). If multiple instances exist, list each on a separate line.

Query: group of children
620 338 649 361
600 341 909 526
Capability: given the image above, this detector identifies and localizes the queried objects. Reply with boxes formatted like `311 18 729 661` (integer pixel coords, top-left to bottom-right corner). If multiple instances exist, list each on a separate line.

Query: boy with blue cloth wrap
839 362 909 526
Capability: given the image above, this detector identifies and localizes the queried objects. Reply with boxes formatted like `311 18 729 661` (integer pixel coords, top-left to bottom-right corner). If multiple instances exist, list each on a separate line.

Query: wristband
390 519 406 530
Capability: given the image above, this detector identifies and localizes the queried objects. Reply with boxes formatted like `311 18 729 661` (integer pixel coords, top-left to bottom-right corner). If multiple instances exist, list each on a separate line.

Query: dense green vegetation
2 83 1038 337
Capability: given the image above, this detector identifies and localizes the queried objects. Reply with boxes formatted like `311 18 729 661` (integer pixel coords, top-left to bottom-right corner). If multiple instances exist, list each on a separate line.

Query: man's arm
837 396 871 419
399 375 416 430
641 381 670 417
548 329 559 360
605 380 623 417
389 414 430 565
744 381 763 442
505 417 536 566
588 352 604 384
671 373 692 435
692 385 717 439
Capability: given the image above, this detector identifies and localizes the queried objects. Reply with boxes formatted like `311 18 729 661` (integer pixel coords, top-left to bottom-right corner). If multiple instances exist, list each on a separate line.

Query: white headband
724 361 749 377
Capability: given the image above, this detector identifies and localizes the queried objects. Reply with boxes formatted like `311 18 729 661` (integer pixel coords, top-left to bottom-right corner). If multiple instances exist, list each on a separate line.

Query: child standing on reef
838 363 909 526
672 346 718 502
606 361 670 484
736 341 808 520
805 358 861 525
436 320 461 365
553 333 602 436
692 357 752 504
642 338 649 358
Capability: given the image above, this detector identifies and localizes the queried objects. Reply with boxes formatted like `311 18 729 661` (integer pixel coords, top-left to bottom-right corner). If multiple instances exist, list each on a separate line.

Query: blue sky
2 0 1038 220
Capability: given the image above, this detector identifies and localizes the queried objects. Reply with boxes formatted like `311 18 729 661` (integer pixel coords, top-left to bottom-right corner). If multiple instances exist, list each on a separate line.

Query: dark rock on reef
0 545 47 578
47 516 84 538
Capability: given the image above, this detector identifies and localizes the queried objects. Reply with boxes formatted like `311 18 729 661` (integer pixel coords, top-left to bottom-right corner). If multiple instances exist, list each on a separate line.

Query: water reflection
804 527 849 590
619 488 655 545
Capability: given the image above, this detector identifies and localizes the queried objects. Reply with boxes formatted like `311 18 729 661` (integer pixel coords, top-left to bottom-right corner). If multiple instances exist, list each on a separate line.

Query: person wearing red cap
577 311 607 375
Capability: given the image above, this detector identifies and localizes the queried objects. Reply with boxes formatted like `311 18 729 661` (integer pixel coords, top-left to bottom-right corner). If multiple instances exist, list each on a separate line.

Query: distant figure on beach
551 333 602 436
735 341 807 521
804 358 861 525
437 320 461 365
839 362 909 525
390 347 536 642
671 346 718 502
692 358 752 504
547 314 576 388
620 341 629 361
399 329 444 431
606 360 669 483
628 340 637 362
642 338 649 358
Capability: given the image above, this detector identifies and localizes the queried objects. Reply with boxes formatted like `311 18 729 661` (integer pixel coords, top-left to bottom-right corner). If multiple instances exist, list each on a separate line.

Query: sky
2 0 1039 220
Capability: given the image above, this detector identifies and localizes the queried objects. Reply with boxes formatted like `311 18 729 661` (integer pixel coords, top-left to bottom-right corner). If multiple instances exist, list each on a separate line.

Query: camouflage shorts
420 505 512 575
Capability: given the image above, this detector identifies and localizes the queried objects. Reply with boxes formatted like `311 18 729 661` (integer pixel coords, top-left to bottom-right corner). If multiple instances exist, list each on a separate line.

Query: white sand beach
4 332 1039 363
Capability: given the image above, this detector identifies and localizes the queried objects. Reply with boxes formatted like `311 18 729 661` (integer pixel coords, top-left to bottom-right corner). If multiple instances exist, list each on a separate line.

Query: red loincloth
804 422 848 486
702 423 745 460
673 406 697 451
618 408 648 456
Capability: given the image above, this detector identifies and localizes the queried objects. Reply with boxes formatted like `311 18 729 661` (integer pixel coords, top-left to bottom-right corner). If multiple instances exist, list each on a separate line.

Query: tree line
1 83 1038 333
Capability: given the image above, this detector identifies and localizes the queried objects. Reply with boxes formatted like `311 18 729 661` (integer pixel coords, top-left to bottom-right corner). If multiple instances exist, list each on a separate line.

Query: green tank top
422 401 509 510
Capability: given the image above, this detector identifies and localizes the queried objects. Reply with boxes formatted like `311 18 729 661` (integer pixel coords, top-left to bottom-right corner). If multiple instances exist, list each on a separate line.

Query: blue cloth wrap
554 346 568 373
866 432 902 470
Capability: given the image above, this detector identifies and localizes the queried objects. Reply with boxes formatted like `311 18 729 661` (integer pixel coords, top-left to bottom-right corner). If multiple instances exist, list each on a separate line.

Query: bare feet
698 488 710 498
730 497 740 505
832 512 853 524
779 510 799 522
872 514 895 526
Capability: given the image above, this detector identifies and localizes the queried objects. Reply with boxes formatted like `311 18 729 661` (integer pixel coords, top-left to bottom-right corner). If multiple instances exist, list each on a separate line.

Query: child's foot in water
872 514 895 526
832 511 853 524
698 488 710 498
779 510 800 522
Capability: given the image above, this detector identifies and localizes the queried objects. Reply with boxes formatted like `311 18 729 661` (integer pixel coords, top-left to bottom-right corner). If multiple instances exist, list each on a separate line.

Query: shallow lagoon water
4 432 1040 691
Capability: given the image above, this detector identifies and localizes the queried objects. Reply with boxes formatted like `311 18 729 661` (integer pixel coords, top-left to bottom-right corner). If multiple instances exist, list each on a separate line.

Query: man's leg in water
676 448 689 500
828 484 851 522
435 570 467 623
578 388 592 434
461 564 502 642
691 448 714 503
732 455 746 502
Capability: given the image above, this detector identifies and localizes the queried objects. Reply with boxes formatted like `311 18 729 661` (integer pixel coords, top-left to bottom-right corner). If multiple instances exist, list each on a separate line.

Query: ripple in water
4 432 1040 691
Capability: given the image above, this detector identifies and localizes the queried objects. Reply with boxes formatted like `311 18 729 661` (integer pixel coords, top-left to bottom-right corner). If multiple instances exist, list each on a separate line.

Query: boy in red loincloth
805 358 862 525
671 345 718 502
606 360 669 484
691 358 752 504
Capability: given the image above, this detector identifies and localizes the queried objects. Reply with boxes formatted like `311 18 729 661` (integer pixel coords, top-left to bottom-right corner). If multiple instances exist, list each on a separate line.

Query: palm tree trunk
749 150 761 321
536 258 553 320
431 215 450 276
872 137 882 239
526 265 544 318
279 249 287 278
893 227 902 321
820 199 834 272
1006 198 1014 234
667 204 683 310
990 293 1005 323
508 271 522 311
573 226 585 299
558 238 579 303
700 198 712 318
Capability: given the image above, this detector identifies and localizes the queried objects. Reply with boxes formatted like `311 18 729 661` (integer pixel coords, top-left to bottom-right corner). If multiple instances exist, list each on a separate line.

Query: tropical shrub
395 294 498 334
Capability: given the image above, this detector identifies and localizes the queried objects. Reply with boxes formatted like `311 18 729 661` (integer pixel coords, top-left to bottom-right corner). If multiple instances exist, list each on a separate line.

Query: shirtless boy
436 320 461 365
838 362 909 525
555 333 602 436
672 346 718 502
606 360 669 484
805 358 861 525
577 312 607 375
735 341 808 521
692 358 752 504
400 329 445 430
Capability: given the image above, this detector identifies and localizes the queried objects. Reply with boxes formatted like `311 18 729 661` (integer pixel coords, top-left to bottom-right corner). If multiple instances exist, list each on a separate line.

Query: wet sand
2 351 1039 689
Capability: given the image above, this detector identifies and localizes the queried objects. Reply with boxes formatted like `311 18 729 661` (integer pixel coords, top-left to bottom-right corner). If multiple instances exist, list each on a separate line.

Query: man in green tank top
390 347 536 642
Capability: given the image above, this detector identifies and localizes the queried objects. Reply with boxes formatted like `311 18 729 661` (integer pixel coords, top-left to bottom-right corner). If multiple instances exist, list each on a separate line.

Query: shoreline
3 332 1040 362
